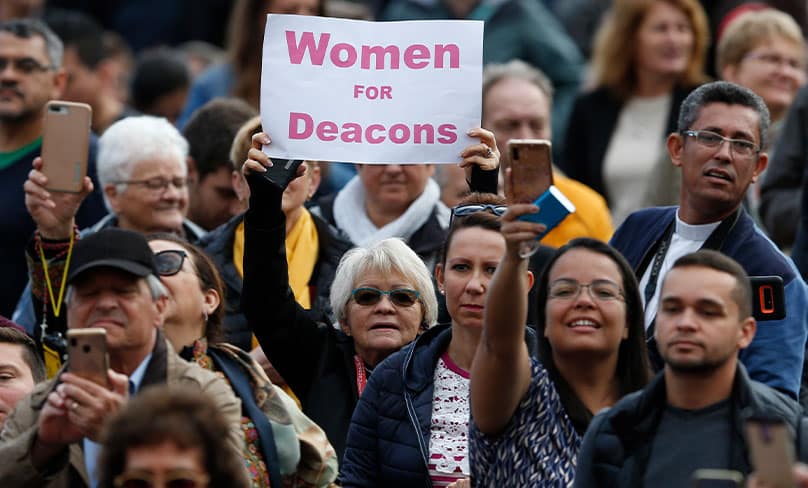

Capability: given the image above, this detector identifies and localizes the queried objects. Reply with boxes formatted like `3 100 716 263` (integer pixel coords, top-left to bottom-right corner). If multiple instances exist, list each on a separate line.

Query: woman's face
343 268 424 367
148 240 216 334
722 36 806 121
544 248 629 359
281 161 319 215
436 226 505 331
635 1 694 81
121 441 208 488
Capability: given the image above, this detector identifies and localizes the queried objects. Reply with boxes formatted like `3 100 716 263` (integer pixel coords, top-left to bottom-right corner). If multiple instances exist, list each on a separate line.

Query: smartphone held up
66 327 109 388
504 139 575 258
41 101 92 193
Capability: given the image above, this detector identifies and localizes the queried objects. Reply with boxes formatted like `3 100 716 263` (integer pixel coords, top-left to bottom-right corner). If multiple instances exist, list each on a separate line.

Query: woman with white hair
241 146 439 461
93 115 205 239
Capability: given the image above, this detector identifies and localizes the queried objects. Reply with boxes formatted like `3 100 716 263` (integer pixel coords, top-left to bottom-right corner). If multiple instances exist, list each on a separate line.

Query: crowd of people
2 0 808 486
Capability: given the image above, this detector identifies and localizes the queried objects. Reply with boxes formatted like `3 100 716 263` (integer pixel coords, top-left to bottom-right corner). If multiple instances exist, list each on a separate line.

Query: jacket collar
402 324 454 392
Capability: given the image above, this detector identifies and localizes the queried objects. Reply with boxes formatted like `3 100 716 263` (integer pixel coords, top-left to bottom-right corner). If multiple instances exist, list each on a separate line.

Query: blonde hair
716 9 805 74
591 0 710 98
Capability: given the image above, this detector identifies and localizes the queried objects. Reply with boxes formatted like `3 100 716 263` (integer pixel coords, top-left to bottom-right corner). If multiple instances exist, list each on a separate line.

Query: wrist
37 221 75 241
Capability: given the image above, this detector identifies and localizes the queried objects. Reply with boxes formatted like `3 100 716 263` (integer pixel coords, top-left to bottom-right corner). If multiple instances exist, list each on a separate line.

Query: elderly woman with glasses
240 131 499 461
144 233 338 488
340 192 536 487
469 202 651 484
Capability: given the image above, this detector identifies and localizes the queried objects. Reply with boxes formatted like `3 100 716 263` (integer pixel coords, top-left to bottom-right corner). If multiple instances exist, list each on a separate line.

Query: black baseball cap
67 228 158 284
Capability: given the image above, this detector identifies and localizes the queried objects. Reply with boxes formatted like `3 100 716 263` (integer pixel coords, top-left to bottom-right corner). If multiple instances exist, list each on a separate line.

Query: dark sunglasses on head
114 469 209 488
154 249 188 276
351 287 420 307
450 203 507 224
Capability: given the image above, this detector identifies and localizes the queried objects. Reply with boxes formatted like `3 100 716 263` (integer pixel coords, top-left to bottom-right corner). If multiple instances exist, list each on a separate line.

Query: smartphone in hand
504 139 553 204
41 101 92 193
745 415 796 488
263 157 303 190
691 469 743 487
66 328 109 388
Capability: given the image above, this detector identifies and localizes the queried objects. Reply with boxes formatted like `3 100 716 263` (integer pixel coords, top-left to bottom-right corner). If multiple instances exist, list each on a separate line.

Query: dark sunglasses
154 249 188 276
114 470 209 488
450 203 507 225
351 287 420 307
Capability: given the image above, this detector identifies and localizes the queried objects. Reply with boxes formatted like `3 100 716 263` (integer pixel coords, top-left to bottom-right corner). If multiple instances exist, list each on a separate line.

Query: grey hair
0 18 64 70
97 116 189 211
65 273 168 305
482 59 554 105
329 238 438 330
678 81 771 150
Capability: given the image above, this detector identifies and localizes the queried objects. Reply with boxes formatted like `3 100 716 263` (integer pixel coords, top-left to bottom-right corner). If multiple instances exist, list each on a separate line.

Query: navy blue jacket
340 324 537 487
610 206 808 399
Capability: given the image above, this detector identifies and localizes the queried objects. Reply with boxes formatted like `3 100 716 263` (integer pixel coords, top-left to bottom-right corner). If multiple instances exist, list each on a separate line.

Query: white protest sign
261 15 483 164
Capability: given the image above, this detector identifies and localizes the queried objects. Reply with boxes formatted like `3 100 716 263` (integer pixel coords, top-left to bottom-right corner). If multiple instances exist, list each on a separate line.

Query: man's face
60 46 100 107
482 76 551 152
188 166 240 231
67 268 162 358
668 102 768 223
0 343 36 428
0 31 64 123
356 163 434 218
106 156 189 234
655 265 755 374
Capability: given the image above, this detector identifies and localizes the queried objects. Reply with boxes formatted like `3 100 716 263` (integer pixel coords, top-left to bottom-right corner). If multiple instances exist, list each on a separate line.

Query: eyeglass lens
352 288 419 307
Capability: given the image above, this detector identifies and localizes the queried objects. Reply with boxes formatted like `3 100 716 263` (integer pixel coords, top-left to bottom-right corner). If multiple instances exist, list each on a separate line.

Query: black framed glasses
113 176 188 193
681 130 760 158
548 279 624 302
0 56 53 74
154 250 188 276
351 287 420 307
450 203 507 225
113 469 209 488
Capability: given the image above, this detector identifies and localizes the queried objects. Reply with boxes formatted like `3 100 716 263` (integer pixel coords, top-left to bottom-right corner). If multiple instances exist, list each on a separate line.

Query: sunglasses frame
351 287 421 307
154 249 188 277
450 203 507 225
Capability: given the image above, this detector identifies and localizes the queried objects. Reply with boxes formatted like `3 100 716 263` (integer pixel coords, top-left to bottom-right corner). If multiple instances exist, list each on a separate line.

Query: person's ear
51 69 68 99
202 288 220 316
721 64 738 84
154 294 168 327
667 132 685 168
105 184 122 213
186 156 199 188
750 152 768 184
435 262 445 293
307 163 322 198
526 270 535 291
738 317 756 349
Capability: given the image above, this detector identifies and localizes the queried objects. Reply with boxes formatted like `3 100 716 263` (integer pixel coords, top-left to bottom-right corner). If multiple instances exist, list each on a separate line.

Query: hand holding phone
504 139 553 204
67 328 109 388
41 101 92 193
263 157 304 190
745 416 796 488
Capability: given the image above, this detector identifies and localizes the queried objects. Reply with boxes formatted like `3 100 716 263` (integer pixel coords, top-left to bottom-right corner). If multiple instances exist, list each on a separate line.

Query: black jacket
573 365 805 487
198 211 351 351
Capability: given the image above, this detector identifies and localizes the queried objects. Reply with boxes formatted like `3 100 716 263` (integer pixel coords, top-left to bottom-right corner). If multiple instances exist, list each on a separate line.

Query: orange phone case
504 139 554 204
41 101 92 193
67 328 109 388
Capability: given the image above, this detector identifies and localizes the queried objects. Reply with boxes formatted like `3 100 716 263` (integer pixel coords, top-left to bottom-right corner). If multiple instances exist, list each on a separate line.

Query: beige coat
0 336 246 487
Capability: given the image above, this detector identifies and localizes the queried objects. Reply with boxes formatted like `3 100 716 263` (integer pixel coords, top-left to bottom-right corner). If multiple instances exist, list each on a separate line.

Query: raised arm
470 198 542 434
240 134 329 401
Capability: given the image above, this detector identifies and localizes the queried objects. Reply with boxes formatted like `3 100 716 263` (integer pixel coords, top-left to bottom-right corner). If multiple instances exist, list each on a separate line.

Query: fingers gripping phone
41 101 92 193
67 328 109 388
745 416 796 488
504 139 553 204
263 156 303 190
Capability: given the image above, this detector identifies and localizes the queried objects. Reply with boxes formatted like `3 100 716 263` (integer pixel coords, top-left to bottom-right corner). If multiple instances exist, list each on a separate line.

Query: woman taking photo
469 201 651 484
146 234 338 488
561 0 709 225
340 193 527 487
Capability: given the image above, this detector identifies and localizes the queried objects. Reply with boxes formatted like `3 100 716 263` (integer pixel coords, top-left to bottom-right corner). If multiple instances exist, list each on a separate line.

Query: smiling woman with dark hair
470 201 651 484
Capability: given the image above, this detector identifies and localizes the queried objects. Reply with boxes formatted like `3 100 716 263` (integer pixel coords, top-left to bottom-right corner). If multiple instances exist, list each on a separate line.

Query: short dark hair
97 384 248 488
145 234 225 343
44 9 106 69
130 48 190 113
0 321 46 383
182 98 257 180
441 192 504 267
0 18 63 69
534 238 651 397
678 81 771 150
668 250 753 318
